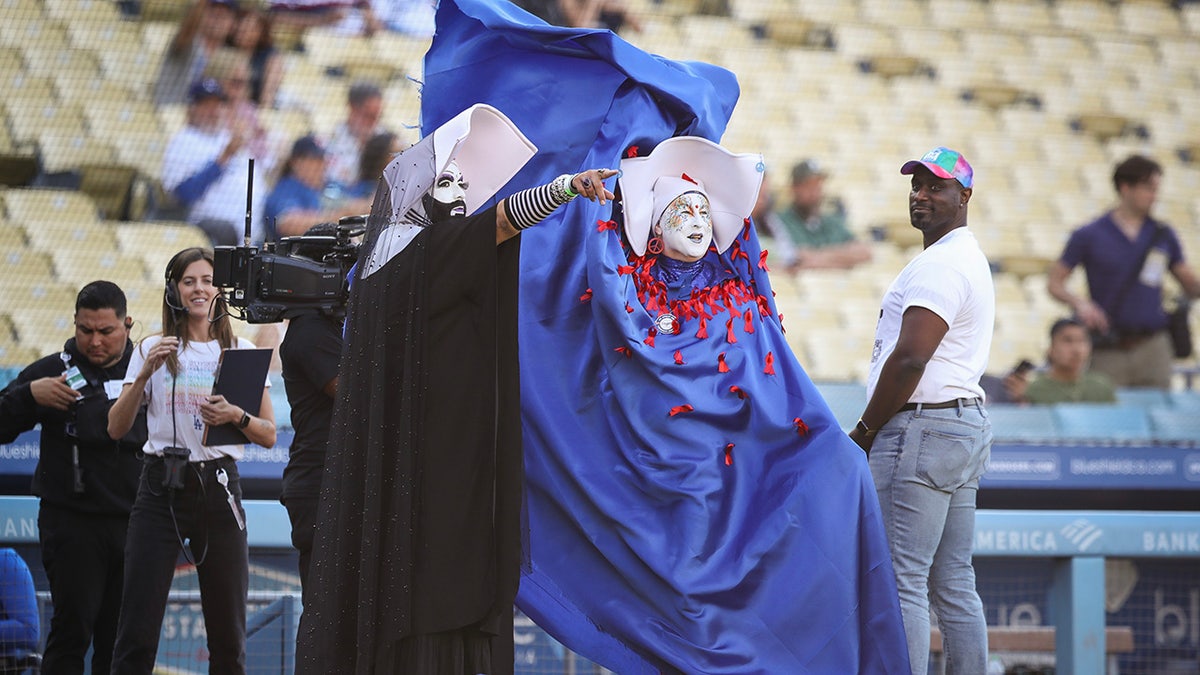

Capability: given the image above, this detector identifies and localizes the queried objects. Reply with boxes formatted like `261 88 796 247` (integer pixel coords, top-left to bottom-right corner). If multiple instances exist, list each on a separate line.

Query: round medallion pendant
654 313 679 335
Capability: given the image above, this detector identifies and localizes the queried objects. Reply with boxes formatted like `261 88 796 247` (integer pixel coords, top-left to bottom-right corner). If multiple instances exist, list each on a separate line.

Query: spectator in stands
514 0 642 32
324 82 388 190
0 282 147 675
269 0 381 36
343 130 401 200
162 77 268 246
206 47 279 175
372 0 436 36
765 159 871 273
849 147 993 675
227 6 283 109
277 223 344 608
1024 318 1117 405
1047 154 1200 388
264 135 371 240
152 0 239 107
0 547 39 670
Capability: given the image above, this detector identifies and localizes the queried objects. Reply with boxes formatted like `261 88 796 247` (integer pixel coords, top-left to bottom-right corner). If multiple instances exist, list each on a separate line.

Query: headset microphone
163 249 188 315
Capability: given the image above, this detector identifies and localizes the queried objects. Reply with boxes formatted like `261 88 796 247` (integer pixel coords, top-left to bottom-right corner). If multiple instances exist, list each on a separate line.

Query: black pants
110 456 248 675
282 495 317 609
38 505 128 675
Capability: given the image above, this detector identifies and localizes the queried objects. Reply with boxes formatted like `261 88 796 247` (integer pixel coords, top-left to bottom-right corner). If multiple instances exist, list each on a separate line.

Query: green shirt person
1024 318 1117 405
764 159 871 272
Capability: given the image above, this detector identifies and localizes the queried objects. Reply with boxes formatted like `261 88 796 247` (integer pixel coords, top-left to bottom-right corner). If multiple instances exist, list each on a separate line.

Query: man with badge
0 280 147 675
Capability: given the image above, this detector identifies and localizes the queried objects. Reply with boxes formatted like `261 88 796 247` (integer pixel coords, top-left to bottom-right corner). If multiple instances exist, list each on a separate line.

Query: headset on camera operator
0 281 146 674
107 247 276 675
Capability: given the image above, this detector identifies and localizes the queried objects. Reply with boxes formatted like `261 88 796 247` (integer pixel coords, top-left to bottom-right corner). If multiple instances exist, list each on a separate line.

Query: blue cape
423 1 910 672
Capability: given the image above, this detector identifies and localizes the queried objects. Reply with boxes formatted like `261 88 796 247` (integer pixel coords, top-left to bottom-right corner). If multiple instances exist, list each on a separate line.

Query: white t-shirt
162 125 267 244
866 227 995 404
125 335 266 461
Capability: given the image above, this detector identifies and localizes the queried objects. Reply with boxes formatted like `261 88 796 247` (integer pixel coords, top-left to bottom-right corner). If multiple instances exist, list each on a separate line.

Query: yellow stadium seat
5 277 79 312
51 249 148 291
0 327 41 368
1118 2 1185 39
1053 0 1120 33
2 188 100 226
2 99 85 147
8 307 76 356
0 220 27 248
988 0 1058 32
0 248 54 284
36 131 118 176
21 218 117 254
114 222 210 274
0 15 69 50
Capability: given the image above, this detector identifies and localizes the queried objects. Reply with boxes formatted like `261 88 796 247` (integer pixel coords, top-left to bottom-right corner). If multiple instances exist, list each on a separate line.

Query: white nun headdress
362 104 537 277
618 136 763 256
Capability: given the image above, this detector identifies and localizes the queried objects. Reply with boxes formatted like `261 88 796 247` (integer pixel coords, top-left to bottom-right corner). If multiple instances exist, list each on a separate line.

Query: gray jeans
869 400 992 675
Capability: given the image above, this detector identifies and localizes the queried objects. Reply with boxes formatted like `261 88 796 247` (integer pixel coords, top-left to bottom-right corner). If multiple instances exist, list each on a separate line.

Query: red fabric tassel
742 219 751 240
644 329 656 348
743 309 754 334
617 264 635 275
763 351 775 375
758 250 770 271
625 303 634 314
580 288 593 303
793 417 810 435
673 350 684 365
725 318 737 344
718 352 729 373
696 318 708 339
730 385 748 399
668 404 694 417
614 346 632 358
626 145 639 158
597 219 618 232
724 443 734 466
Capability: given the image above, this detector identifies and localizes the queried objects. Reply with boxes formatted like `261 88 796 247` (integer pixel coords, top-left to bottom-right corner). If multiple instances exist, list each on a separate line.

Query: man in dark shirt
1047 155 1200 387
278 265 342 604
0 281 147 675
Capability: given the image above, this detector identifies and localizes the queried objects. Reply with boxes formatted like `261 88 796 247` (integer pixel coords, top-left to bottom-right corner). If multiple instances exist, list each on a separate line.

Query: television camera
212 217 363 324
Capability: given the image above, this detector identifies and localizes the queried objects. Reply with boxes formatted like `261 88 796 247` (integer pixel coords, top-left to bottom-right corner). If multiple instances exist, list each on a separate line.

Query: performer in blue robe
419 1 912 672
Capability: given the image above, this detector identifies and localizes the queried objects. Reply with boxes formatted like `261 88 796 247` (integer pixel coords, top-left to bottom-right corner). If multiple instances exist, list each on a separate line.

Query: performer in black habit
296 104 615 674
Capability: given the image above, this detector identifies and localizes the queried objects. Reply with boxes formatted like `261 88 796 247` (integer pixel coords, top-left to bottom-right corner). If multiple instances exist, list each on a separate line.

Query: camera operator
0 281 147 675
276 223 345 604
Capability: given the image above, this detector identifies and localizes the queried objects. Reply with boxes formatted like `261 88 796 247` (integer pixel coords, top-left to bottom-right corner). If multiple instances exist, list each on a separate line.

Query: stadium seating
0 0 1195 403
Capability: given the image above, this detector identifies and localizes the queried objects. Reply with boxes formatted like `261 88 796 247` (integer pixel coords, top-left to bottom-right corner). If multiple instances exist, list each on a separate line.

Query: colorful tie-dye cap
900 147 974 189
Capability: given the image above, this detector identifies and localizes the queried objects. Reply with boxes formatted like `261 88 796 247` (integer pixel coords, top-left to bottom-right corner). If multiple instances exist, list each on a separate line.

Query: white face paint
656 192 712 262
431 160 469 217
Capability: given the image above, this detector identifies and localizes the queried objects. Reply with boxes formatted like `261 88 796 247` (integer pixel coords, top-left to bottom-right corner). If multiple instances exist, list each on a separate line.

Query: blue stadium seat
1115 387 1171 409
1168 390 1200 410
1148 408 1200 444
1052 403 1153 442
985 404 1060 443
814 381 867 431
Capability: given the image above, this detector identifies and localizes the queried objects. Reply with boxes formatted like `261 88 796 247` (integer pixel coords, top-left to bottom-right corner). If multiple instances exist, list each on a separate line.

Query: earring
647 236 664 254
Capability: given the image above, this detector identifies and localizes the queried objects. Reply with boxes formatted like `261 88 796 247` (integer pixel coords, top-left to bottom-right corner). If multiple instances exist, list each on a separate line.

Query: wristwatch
237 411 251 429
855 418 877 438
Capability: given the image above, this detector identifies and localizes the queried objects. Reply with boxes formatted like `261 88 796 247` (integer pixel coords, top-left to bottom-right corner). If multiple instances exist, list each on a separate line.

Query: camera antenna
244 157 254 247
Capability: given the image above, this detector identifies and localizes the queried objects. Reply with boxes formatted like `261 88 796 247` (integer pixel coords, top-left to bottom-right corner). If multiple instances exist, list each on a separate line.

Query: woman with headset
108 246 276 674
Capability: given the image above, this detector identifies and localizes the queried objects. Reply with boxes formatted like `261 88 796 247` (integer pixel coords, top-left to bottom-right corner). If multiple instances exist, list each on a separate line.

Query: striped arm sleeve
502 174 576 230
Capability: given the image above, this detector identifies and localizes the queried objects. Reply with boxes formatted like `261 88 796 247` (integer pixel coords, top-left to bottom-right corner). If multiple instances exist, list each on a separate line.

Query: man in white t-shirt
161 78 267 246
848 146 995 675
